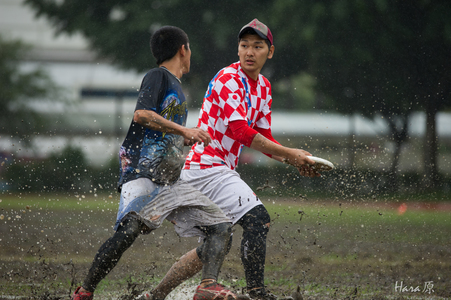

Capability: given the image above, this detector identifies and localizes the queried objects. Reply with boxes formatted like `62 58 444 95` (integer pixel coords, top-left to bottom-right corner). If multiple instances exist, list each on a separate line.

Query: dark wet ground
1 196 450 299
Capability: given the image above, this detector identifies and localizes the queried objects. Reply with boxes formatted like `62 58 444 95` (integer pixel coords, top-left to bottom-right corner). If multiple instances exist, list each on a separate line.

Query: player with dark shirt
72 26 247 300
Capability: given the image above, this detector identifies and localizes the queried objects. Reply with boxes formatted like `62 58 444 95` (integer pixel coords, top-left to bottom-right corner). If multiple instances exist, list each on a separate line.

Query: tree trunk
423 104 439 188
387 115 409 192
347 114 357 168
389 138 402 191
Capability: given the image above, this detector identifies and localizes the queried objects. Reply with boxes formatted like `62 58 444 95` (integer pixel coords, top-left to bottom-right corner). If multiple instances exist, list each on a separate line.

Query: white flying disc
308 156 334 171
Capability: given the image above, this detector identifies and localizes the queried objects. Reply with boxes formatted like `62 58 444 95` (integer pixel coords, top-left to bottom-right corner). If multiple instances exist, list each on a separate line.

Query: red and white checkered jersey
184 62 273 170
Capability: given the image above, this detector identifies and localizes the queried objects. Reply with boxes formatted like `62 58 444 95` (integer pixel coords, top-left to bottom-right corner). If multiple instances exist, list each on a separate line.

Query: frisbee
307 156 334 171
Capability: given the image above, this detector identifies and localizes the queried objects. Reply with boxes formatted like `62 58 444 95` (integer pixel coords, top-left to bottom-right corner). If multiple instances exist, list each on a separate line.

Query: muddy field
1 194 450 299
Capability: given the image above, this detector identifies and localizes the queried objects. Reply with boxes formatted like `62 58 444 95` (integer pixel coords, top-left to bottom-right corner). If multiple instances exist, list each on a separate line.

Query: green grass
264 199 451 244
266 200 451 230
0 192 118 211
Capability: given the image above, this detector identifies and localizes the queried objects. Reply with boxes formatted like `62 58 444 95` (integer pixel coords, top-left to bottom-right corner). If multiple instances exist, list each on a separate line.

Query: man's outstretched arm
228 120 319 177
134 109 211 146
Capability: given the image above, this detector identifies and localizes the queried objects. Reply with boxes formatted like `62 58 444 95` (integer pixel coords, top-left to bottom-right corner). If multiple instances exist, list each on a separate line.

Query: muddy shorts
180 166 263 224
115 177 231 237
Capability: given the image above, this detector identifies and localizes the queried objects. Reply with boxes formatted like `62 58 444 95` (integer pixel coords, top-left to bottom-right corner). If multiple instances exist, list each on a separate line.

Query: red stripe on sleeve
228 120 258 147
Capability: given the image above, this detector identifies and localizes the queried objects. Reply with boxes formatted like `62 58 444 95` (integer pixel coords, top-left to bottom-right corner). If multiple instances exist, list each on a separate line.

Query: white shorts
180 166 263 224
115 178 231 238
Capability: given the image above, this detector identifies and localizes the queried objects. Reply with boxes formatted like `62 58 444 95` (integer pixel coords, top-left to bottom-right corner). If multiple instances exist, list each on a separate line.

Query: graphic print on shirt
118 68 188 189
160 94 187 137
139 91 187 184
119 147 133 180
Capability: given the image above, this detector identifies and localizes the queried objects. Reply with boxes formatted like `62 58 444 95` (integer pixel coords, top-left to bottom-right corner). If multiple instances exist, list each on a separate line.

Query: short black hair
150 26 189 65
238 28 271 49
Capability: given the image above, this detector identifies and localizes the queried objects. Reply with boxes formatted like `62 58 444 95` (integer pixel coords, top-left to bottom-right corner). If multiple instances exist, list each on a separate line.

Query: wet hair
238 28 271 49
150 26 189 65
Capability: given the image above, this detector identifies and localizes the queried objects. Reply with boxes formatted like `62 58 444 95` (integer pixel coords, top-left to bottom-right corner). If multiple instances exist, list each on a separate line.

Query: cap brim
239 27 268 43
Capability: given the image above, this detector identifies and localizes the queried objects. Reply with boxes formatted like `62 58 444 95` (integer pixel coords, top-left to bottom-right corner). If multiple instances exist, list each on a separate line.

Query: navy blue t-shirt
118 68 188 190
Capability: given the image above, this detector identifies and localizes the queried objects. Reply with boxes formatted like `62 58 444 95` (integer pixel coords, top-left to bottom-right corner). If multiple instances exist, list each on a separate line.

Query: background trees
0 34 60 143
23 0 451 189
274 0 451 188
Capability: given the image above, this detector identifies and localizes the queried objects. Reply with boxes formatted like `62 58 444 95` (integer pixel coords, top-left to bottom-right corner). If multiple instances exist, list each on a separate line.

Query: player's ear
267 45 275 59
180 44 186 56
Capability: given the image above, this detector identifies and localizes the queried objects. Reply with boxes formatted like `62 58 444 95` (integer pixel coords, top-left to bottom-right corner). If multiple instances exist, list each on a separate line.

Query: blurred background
1 0 450 199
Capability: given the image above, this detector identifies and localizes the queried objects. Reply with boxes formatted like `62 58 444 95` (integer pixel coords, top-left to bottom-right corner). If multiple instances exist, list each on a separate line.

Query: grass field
1 193 450 299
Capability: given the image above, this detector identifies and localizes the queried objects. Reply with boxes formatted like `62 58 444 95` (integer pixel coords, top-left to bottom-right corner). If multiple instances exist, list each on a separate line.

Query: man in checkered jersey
148 19 318 300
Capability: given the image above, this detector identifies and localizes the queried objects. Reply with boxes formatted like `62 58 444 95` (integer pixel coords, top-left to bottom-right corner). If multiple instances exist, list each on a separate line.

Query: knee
196 223 232 260
198 227 233 257
257 206 271 228
115 217 141 246
239 205 271 234
201 222 232 237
